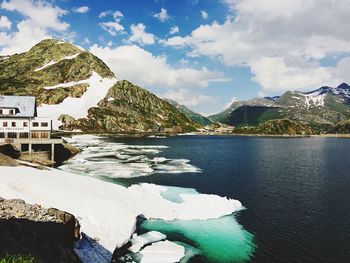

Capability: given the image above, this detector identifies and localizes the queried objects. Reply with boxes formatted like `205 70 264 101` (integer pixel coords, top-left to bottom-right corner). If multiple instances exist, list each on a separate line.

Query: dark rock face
0 199 81 263
0 144 21 159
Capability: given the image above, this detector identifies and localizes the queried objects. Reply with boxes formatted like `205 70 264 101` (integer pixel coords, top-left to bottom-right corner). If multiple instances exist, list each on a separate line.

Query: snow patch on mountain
34 53 81 72
38 72 117 129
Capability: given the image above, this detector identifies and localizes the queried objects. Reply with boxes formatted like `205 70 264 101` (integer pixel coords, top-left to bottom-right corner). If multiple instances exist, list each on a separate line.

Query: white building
0 96 52 140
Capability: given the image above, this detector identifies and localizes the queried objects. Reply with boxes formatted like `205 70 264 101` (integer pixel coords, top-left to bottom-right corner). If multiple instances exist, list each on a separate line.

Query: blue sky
1 0 350 115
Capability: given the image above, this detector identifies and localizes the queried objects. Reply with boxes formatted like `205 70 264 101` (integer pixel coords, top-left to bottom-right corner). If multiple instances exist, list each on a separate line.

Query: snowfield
0 165 242 262
37 72 117 129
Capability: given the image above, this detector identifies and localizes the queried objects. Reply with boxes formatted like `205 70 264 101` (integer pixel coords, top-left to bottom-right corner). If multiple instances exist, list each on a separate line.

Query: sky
1 0 350 116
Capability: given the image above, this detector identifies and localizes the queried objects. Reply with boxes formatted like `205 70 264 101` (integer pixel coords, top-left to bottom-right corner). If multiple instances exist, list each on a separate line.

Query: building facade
0 96 52 141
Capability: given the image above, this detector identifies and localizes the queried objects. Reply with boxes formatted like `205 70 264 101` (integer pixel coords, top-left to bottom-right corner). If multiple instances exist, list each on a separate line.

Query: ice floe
60 135 201 178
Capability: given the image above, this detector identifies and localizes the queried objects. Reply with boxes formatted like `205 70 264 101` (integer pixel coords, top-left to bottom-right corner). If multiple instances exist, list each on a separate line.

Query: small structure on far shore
0 95 62 161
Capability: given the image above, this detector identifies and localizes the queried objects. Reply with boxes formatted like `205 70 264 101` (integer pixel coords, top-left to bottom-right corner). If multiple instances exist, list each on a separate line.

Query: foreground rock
0 199 81 263
0 153 19 166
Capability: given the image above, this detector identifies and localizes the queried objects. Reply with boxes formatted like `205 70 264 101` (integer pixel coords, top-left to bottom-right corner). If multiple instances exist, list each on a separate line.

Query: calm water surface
109 136 350 263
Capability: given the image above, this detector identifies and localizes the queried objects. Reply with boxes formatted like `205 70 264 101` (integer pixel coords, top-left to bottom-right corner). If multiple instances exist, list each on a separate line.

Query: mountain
165 99 212 126
211 84 350 129
209 97 275 123
233 119 318 135
59 80 199 133
0 39 198 133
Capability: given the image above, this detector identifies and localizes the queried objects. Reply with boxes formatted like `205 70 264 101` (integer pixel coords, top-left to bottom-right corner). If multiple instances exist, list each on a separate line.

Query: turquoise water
140 215 255 263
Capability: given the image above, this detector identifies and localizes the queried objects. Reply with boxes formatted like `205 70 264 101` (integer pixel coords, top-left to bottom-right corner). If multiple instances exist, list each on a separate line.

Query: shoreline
54 131 350 139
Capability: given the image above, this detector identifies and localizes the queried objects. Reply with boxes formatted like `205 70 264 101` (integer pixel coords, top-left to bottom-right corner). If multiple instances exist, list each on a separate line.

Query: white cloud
0 0 70 55
162 89 215 107
250 57 336 93
163 0 350 93
153 8 169 23
99 10 124 36
99 10 111 18
73 6 89 14
0 16 12 30
99 22 124 36
169 25 179 35
89 44 226 107
201 10 208 19
128 23 155 45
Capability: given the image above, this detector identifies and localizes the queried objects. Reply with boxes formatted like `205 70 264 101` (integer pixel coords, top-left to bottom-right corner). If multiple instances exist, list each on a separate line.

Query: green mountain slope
0 39 115 105
165 99 212 126
233 119 319 135
59 80 199 133
209 97 275 123
212 84 350 130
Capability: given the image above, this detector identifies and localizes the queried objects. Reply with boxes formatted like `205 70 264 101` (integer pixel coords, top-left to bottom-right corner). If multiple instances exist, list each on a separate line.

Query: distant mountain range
209 83 350 132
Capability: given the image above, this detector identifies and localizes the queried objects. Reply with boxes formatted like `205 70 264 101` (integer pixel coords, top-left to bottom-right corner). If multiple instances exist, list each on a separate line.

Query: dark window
19 132 29 139
32 122 39 127
3 122 7 127
40 132 49 138
41 122 48 127
12 122 16 127
8 132 17 138
0 132 4 138
23 122 28 127
9 110 14 115
0 110 2 115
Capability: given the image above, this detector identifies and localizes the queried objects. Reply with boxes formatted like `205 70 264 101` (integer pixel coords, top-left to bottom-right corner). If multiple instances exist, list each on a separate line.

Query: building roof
0 96 36 117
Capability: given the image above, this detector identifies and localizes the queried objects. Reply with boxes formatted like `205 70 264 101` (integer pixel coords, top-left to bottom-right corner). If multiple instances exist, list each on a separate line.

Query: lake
61 135 350 262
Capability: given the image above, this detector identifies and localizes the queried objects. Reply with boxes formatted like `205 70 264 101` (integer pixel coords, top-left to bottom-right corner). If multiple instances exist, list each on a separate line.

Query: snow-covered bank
0 166 243 256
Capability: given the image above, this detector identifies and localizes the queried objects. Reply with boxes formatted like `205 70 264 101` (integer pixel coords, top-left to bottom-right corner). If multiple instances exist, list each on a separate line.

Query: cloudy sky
1 0 350 115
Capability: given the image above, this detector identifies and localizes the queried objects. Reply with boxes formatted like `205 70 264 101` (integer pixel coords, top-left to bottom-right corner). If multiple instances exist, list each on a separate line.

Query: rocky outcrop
0 152 19 166
0 199 81 263
0 143 20 159
60 80 200 134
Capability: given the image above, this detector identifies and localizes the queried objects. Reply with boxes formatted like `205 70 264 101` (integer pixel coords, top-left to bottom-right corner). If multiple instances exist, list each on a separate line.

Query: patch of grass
0 255 38 263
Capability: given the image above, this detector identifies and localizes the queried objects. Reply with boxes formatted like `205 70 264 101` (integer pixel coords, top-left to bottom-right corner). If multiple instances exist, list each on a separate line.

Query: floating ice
60 135 201 179
139 241 185 263
128 231 166 253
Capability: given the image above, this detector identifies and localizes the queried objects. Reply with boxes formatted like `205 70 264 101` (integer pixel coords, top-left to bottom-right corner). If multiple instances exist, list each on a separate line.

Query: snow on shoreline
0 166 242 254
37 72 117 129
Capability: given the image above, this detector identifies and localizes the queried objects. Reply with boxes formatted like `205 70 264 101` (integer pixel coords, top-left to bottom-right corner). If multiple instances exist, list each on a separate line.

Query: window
32 122 39 127
11 122 16 127
23 122 28 127
9 110 14 115
0 110 2 115
31 132 40 139
41 122 48 127
8 132 17 138
3 122 7 127
40 132 49 138
19 132 29 139
0 133 4 138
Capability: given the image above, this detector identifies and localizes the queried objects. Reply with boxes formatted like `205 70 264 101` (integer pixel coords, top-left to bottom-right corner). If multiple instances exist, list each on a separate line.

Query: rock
0 144 21 159
0 152 19 166
0 199 81 263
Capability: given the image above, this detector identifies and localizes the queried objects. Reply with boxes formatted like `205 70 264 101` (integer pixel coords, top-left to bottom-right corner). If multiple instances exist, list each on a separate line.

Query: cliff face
0 199 81 263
